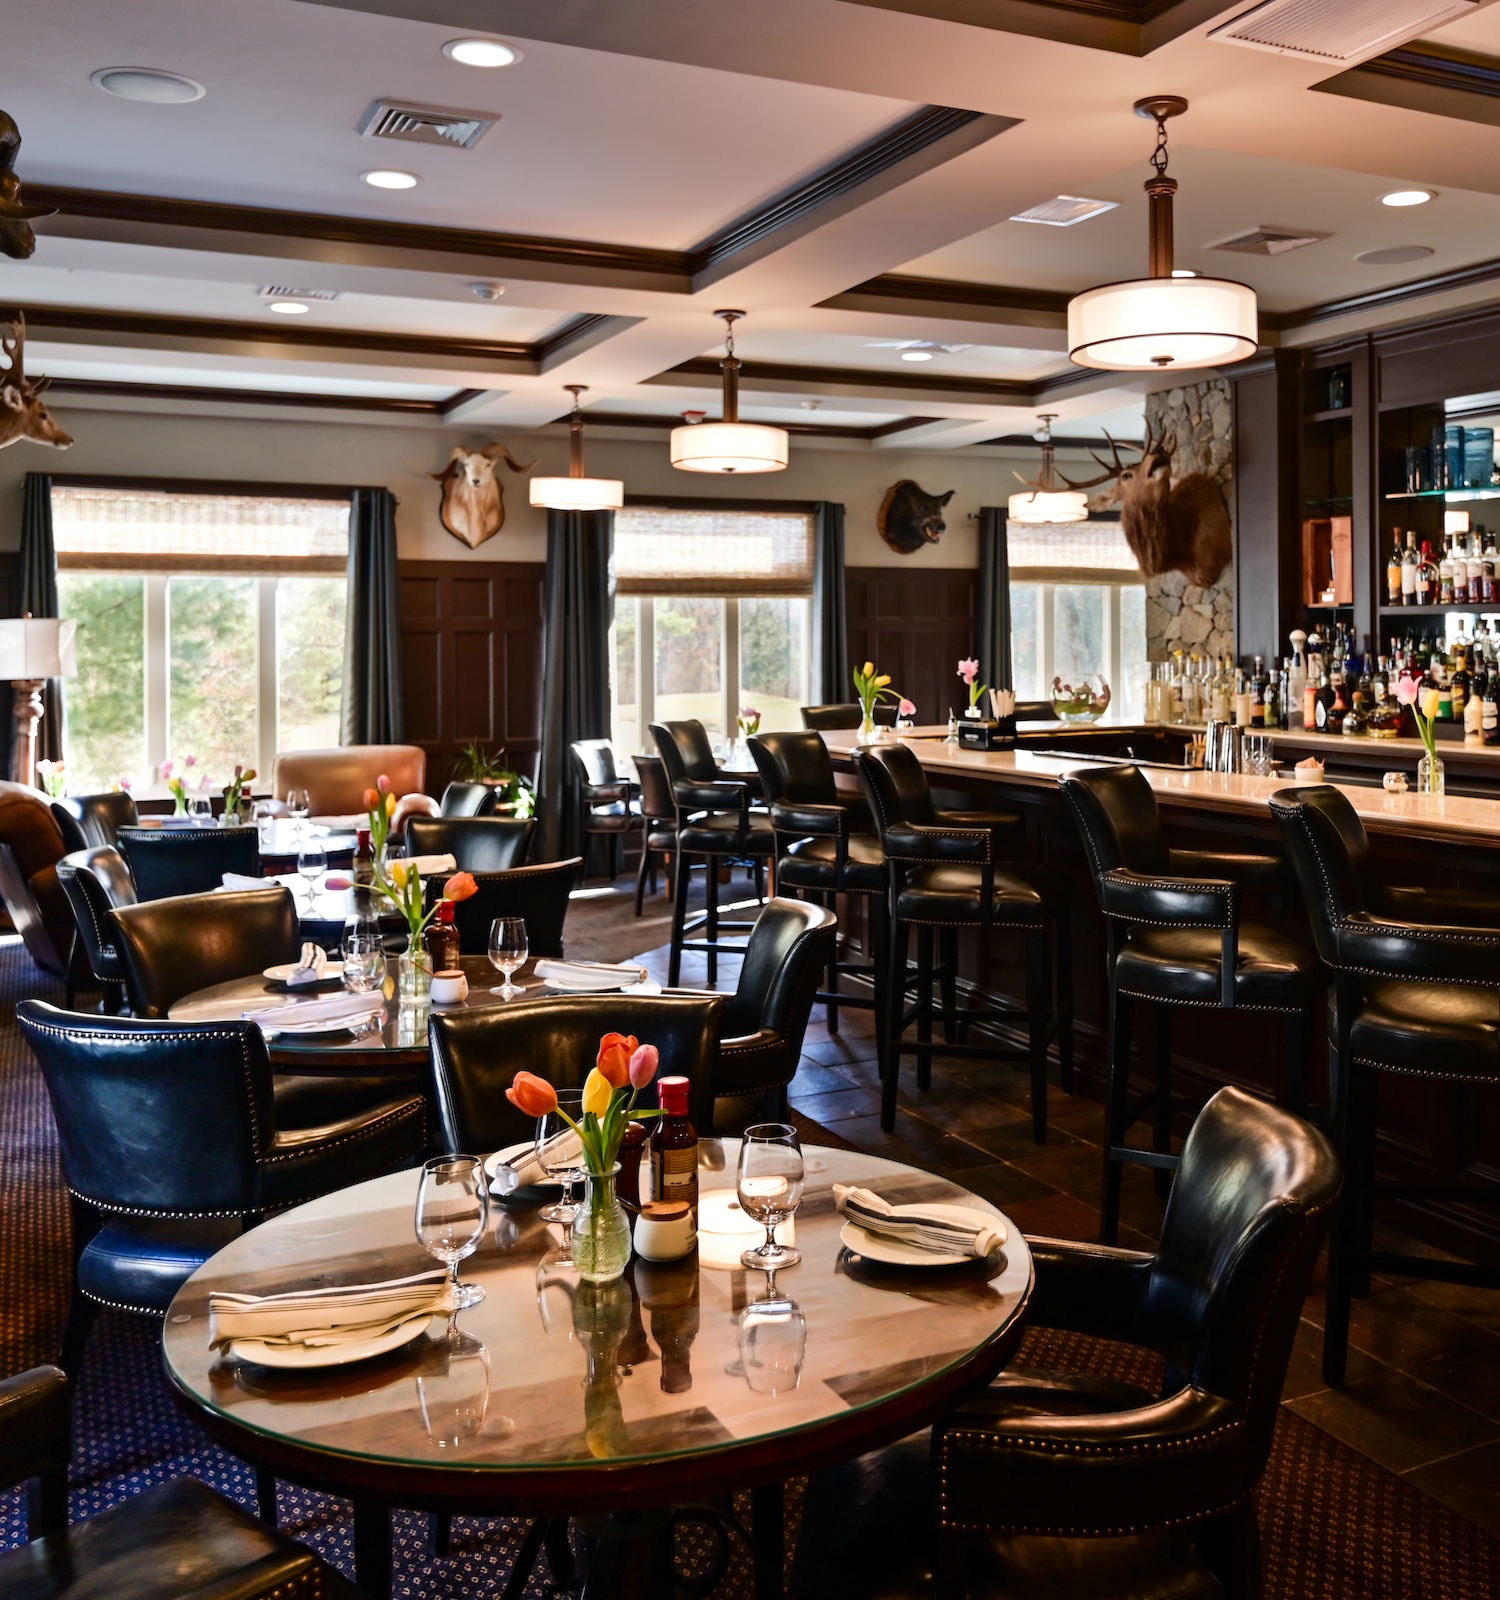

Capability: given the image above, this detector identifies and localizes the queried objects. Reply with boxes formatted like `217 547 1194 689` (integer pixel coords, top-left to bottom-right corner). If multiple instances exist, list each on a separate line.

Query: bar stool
632 753 678 916
651 719 774 986
571 738 641 883
853 742 1072 1141
1060 764 1324 1244
748 730 887 1037
1270 783 1500 1384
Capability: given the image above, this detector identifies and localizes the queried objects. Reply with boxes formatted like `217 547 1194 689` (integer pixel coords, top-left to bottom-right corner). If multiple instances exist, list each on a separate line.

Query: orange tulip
363 787 380 811
443 871 479 902
505 1071 558 1117
596 1031 637 1088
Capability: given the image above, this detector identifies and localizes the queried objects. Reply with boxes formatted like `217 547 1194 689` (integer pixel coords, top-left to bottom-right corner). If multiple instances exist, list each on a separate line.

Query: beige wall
0 401 1066 569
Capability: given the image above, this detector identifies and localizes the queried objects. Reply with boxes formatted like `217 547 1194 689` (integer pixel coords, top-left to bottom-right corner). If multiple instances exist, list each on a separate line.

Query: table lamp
0 615 77 788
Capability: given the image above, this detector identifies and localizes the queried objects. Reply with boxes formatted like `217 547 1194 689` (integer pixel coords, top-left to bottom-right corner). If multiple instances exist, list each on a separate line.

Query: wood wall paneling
398 560 545 792
846 566 977 723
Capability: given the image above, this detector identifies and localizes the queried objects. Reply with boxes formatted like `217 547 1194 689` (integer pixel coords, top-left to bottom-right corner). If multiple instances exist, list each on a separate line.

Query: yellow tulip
581 1067 612 1117
388 860 409 888
875 674 891 687
385 792 397 817
863 661 874 678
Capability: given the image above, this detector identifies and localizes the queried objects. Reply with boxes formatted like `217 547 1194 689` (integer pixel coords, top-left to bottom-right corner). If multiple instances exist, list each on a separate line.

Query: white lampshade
1067 276 1257 372
669 421 789 474
529 476 625 511
1008 489 1089 525
0 617 77 679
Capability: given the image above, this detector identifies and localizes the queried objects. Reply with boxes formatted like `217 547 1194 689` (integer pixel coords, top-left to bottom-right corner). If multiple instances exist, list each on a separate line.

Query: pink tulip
899 698 916 716
160 760 175 780
958 658 979 685
629 1043 659 1089
1394 676 1418 707
377 774 391 795
324 876 351 890
185 755 197 768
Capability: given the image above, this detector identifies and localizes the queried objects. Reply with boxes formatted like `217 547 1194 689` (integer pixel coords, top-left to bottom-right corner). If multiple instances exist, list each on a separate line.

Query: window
53 487 349 793
610 506 814 751
1007 519 1147 721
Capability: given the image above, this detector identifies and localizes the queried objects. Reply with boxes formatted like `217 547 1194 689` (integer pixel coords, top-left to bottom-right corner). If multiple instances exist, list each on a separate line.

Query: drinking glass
417 1325 494 1447
188 794 213 826
251 799 276 849
737 1124 804 1271
341 923 385 993
297 843 327 909
488 916 528 996
535 1089 586 1228
287 789 311 833
415 1155 489 1309
737 1277 807 1395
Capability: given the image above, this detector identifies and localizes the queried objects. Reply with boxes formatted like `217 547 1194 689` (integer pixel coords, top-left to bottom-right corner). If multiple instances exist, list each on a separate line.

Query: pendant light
1008 415 1089 524
1067 98 1257 373
529 385 624 511
670 311 789 474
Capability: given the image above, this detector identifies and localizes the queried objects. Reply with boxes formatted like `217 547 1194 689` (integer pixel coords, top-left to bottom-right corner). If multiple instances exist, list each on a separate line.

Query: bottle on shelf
1233 668 1251 727
1484 528 1498 604
1387 532 1404 607
1313 660 1335 731
1249 655 1268 728
1439 538 1455 606
1452 648 1470 724
1417 541 1439 606
1468 532 1485 605
1287 630 1308 729
1486 670 1500 748
1278 658 1292 731
1402 530 1419 605
1303 658 1319 731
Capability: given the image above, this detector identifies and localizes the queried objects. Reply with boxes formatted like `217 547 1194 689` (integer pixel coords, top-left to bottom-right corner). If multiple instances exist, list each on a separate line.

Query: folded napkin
833 1184 1005 1259
241 991 384 1034
406 853 458 877
221 872 266 891
491 1127 583 1193
534 958 647 991
286 941 329 986
209 1268 453 1350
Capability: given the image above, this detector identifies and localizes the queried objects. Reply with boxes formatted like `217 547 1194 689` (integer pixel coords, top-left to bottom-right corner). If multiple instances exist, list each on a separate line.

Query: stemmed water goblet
341 923 385 993
737 1124 804 1271
287 789 311 835
415 1154 489 1309
535 1089 586 1230
297 843 327 910
737 1274 807 1395
489 916 528 997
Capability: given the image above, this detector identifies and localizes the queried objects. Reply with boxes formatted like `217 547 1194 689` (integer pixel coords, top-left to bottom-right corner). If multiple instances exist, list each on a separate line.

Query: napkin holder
958 716 1015 751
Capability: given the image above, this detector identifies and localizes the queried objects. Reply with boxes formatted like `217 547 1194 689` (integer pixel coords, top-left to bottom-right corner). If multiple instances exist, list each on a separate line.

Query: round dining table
163 1144 1032 1599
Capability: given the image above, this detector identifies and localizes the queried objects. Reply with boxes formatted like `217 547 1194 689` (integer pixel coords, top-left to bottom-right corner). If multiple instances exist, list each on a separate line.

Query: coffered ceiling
12 0 1500 447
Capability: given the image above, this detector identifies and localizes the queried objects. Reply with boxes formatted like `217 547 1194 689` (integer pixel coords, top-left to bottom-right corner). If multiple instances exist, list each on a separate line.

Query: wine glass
488 916 528 997
416 1155 489 1309
188 794 213 826
417 1326 494 1447
297 843 327 910
287 789 311 834
737 1277 807 1395
535 1089 586 1229
737 1124 804 1271
341 922 385 993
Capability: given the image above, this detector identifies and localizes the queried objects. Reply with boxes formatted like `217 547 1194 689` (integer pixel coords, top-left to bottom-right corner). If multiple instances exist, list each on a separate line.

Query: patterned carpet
2 927 1499 1597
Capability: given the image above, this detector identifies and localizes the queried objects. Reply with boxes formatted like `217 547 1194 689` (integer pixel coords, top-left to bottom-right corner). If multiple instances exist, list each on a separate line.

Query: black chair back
53 792 138 853
799 703 897 731
446 857 579 957
1267 785 1375 966
57 847 137 983
1057 764 1173 883
634 754 675 823
651 719 718 786
405 816 535 872
116 826 261 901
111 887 301 1017
748 730 839 808
571 739 622 787
439 781 499 818
16 1002 272 1216
850 740 940 836
428 993 723 1153
722 897 837 1039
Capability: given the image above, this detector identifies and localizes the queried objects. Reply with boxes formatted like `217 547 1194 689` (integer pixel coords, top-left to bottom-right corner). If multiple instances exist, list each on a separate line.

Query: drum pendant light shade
671 310 789 474
1067 277 1258 372
529 385 625 510
1008 488 1089 524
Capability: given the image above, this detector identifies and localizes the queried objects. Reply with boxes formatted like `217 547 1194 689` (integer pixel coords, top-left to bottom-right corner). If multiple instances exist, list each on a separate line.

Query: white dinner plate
228 1312 438 1369
838 1202 1007 1268
256 1004 384 1038
264 961 345 983
483 1140 565 1193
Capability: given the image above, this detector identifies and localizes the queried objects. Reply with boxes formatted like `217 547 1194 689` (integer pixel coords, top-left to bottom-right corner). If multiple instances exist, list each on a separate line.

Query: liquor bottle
1455 534 1470 605
1303 661 1319 731
649 1076 699 1220
1402 530 1419 605
1418 542 1439 606
424 898 460 975
351 826 377 918
1354 656 1372 713
1313 662 1335 731
1465 669 1485 744
1278 658 1292 730
1484 529 1498 604
1468 533 1485 605
1183 655 1203 724
1287 630 1308 728
1233 670 1251 727
1439 537 1455 605
1249 655 1268 728
1452 651 1469 723
1486 671 1500 747
1387 532 1404 607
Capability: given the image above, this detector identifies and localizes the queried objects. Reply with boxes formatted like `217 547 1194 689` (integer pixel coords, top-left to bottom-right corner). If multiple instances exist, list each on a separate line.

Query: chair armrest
717 1029 795 1098
674 781 748 812
581 780 631 805
0 1365 70 1495
1381 884 1500 931
1336 913 1500 986
936 1385 1244 1535
1169 848 1283 895
1025 1236 1155 1343
884 823 990 864
262 1093 427 1209
769 801 847 838
936 808 1024 850
1100 869 1235 930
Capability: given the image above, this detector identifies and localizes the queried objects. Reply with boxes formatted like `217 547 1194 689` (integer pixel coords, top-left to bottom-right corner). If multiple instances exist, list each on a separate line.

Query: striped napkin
241 991 384 1034
833 1184 1006 1259
209 1269 454 1349
534 958 647 991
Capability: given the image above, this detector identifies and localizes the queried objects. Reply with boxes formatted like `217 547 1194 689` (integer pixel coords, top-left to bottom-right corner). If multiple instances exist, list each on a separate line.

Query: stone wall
1142 378 1234 662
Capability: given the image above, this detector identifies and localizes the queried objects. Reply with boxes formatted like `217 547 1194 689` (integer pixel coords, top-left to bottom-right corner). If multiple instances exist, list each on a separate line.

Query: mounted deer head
0 315 73 452
431 442 535 550
1061 421 1229 588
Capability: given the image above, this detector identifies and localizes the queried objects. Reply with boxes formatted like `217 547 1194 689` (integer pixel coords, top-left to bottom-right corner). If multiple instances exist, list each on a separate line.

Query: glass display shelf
1377 604 1500 616
1384 488 1500 501
1305 497 1353 510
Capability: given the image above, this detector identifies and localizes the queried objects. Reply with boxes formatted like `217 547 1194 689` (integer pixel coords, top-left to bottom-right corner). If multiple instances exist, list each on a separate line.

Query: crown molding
47 376 448 415
555 408 943 441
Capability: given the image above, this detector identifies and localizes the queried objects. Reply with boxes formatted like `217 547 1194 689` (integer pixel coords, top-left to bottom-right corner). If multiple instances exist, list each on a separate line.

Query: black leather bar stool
1061 765 1324 1244
1270 783 1500 1385
800 702 898 732
652 719 774 986
632 752 677 916
56 846 136 1013
749 730 886 1035
571 738 642 883
853 742 1071 1141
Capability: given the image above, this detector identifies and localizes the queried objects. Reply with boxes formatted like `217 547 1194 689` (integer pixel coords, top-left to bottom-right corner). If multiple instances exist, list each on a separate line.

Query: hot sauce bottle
649 1076 699 1220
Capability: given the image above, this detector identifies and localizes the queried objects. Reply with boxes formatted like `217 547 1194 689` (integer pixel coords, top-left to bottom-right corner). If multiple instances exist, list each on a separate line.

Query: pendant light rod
1135 96 1186 279
716 310 743 425
564 383 588 478
531 384 624 510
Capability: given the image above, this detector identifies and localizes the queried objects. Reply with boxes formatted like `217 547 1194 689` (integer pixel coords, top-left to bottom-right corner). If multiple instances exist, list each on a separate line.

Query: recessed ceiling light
900 350 934 361
361 169 419 189
266 300 310 315
443 38 521 67
468 282 505 300
1381 189 1434 207
91 66 205 103
1356 245 1434 265
1171 269 1198 277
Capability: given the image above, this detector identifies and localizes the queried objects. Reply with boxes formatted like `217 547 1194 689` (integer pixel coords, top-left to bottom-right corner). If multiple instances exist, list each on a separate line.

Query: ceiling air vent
1207 227 1326 256
257 286 341 302
356 99 498 150
1209 0 1476 63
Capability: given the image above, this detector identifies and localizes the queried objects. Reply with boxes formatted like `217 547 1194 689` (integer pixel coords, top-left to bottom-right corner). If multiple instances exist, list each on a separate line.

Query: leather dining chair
428 993 723 1154
791 1086 1342 1600
116 825 261 901
405 815 535 873
799 703 899 732
1060 765 1324 1243
632 752 677 917
51 790 139 853
1269 783 1500 1384
0 1366 364 1600
56 846 137 1013
853 741 1070 1141
439 780 500 817
443 856 582 958
15 1002 427 1381
572 738 642 884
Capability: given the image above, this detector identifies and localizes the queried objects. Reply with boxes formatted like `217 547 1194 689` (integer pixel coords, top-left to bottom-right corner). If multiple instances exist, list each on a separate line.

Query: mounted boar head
0 316 73 452
879 480 954 556
1061 423 1230 588
431 443 535 550
0 111 55 261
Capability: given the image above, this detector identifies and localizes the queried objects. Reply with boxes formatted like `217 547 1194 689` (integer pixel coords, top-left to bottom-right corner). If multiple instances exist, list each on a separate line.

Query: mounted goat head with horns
0 315 73 452
1062 423 1230 588
431 443 535 550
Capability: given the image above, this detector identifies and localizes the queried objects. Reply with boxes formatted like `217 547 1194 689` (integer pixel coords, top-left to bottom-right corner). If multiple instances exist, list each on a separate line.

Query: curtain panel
537 508 614 864
340 488 405 746
10 473 62 778
976 506 1013 694
811 501 848 705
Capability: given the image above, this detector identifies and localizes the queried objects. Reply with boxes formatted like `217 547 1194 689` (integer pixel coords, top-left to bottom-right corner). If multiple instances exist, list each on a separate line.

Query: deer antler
1058 430 1138 491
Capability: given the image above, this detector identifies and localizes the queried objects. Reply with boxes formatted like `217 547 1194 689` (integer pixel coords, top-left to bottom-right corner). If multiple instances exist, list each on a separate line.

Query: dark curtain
537 508 613 863
10 473 62 779
976 506 1014 693
811 501 848 705
340 488 405 745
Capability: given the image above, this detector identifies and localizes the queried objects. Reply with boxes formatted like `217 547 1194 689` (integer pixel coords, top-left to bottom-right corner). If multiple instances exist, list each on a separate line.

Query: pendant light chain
1149 111 1171 181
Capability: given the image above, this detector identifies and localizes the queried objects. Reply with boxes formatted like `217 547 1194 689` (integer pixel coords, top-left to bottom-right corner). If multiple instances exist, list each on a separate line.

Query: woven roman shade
1006 519 1143 586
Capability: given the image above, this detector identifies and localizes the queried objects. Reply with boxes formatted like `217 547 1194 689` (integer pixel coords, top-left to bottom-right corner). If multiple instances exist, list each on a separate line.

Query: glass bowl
1050 674 1111 724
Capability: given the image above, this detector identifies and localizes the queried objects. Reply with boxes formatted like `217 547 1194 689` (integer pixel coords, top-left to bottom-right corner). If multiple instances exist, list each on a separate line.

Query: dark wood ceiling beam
1314 42 1500 131
652 353 1046 401
818 272 1070 330
47 377 448 415
546 408 945 441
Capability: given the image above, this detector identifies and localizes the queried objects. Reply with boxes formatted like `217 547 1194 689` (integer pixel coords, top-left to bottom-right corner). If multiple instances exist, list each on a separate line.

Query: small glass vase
572 1165 631 1284
398 948 433 998
1417 750 1445 796
857 704 878 741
